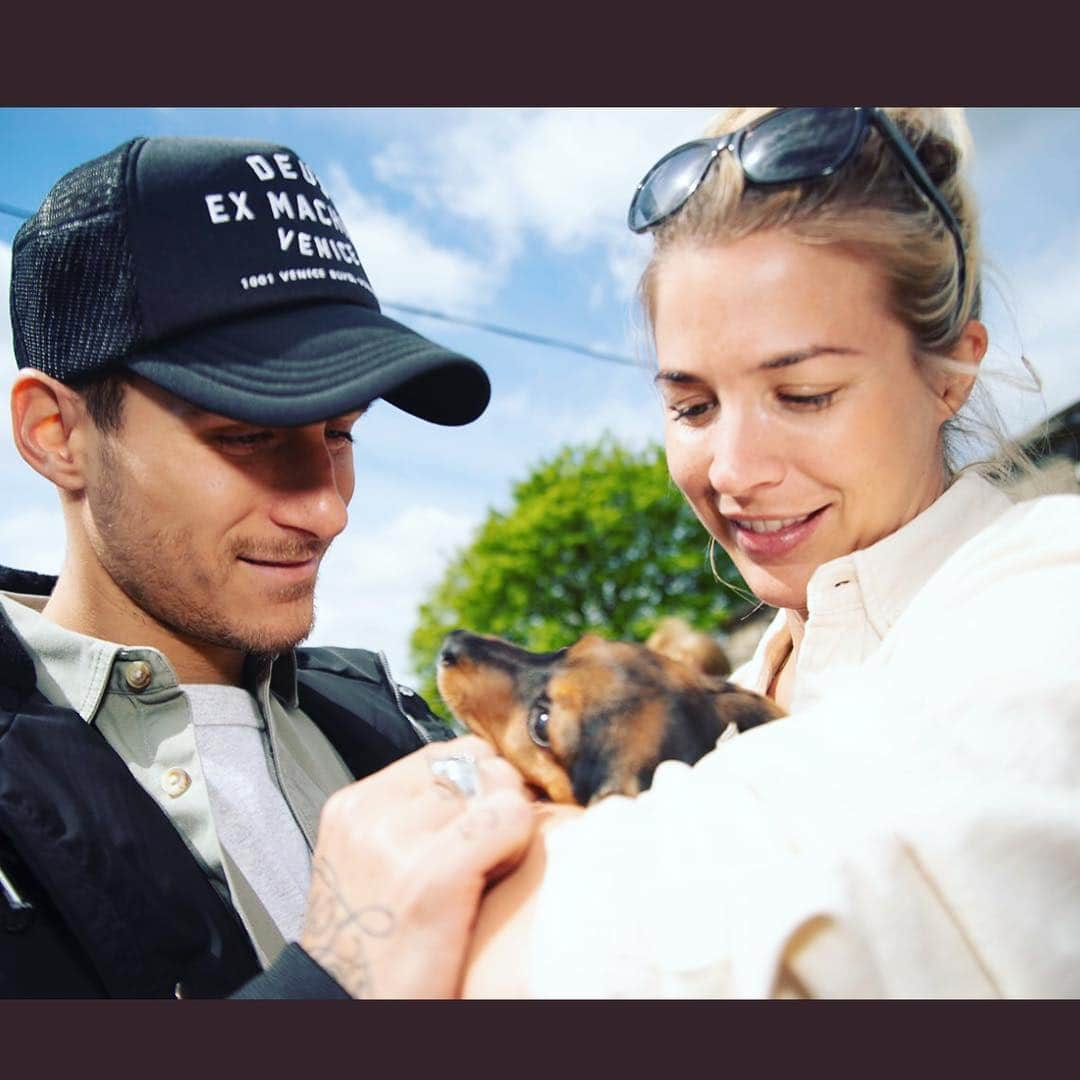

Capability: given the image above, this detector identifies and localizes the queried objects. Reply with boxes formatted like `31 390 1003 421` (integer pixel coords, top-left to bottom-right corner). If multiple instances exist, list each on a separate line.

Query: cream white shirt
529 474 1080 998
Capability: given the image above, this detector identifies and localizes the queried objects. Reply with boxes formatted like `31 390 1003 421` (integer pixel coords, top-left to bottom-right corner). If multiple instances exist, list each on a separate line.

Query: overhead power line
0 200 641 367
383 302 642 368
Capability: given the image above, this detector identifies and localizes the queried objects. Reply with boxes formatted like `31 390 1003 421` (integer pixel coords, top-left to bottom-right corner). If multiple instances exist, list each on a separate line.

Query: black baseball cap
9 136 491 426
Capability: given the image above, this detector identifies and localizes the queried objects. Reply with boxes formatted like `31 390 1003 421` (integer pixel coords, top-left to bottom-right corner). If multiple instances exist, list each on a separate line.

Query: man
0 136 535 998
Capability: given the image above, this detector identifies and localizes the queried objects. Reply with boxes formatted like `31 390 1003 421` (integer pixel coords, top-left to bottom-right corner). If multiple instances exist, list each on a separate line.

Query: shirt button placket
161 768 192 798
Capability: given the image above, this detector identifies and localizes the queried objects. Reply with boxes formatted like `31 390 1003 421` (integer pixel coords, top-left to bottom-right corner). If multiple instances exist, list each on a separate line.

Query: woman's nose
705 407 785 498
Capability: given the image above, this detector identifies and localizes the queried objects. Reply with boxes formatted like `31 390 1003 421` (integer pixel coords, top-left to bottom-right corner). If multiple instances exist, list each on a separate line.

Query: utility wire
0 200 642 368
383 302 643 368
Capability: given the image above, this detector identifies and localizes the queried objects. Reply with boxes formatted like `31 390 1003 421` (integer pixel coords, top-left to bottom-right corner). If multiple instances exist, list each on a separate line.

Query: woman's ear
10 371 92 493
936 319 989 419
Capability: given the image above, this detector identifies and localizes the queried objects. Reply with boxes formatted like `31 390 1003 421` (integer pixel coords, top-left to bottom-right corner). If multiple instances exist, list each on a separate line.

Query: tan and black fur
436 629 784 806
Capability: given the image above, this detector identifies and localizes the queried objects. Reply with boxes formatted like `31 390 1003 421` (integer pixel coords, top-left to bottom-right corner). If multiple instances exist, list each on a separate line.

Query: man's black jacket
0 566 453 999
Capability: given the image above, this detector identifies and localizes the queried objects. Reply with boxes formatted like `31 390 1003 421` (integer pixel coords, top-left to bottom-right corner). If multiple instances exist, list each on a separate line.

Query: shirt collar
805 472 1015 637
738 472 1016 693
0 592 300 721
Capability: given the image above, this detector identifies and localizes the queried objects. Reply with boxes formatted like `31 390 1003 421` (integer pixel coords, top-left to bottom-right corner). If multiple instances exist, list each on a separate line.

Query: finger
320 736 534 861
346 748 529 843
428 749 531 796
475 753 530 795
432 788 538 886
405 752 534 832
424 734 498 768
347 735 499 804
437 734 498 760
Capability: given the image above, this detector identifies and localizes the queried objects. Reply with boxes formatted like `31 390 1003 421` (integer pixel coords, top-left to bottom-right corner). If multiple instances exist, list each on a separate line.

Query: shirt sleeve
528 495 1080 998
229 942 350 999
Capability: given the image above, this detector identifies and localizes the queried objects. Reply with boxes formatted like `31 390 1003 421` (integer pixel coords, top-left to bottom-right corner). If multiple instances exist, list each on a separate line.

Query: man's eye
327 429 355 444
217 431 274 447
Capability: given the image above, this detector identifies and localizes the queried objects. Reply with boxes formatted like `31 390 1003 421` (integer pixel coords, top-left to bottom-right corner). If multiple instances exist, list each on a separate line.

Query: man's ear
10 371 92 493
937 318 989 419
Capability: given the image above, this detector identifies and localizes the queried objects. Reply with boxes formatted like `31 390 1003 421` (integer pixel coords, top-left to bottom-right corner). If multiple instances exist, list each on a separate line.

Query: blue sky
2 108 1079 683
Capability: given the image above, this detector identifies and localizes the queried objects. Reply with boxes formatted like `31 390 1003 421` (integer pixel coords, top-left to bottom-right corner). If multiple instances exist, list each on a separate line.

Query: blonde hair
639 107 1036 481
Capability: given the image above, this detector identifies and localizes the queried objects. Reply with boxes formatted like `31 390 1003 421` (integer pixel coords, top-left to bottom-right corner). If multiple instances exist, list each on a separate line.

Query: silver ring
430 753 482 799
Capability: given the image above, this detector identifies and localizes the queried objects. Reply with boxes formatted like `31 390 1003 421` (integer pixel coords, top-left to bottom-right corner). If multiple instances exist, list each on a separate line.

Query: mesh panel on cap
10 140 144 381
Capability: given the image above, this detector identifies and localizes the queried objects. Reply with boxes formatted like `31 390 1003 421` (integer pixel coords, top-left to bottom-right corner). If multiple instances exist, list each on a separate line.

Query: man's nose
268 434 350 540
705 405 785 498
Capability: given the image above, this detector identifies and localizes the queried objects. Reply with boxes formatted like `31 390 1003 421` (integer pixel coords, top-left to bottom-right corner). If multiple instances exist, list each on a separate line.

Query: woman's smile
724 504 830 559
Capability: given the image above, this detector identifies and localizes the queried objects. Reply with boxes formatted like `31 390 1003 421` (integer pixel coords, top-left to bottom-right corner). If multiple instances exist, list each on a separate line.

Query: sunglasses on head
628 106 967 324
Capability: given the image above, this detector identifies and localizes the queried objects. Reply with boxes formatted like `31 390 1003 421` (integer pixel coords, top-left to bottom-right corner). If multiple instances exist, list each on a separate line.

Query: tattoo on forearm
302 854 397 999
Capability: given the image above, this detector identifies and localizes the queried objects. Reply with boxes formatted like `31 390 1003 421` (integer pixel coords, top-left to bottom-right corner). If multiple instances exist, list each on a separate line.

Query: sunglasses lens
740 108 862 184
629 141 718 231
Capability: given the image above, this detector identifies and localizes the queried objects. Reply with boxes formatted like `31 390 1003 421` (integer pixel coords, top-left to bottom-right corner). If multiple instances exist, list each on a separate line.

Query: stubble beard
87 444 320 657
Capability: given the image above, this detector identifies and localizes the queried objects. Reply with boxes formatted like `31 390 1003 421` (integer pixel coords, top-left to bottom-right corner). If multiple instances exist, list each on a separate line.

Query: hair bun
916 129 962 188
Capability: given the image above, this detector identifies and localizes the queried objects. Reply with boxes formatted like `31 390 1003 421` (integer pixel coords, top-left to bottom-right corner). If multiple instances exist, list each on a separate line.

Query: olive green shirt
0 591 355 968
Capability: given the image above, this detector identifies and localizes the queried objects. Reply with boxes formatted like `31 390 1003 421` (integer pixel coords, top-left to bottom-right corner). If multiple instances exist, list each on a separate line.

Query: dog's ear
566 738 621 806
573 633 607 649
657 689 735 763
705 679 784 731
699 674 731 693
567 687 731 806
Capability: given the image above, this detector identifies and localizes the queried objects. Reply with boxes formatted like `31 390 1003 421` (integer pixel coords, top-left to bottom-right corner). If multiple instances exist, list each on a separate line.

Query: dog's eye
527 706 551 747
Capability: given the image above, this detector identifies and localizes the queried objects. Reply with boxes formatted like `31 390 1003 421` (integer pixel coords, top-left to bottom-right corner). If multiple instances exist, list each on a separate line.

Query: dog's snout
438 629 470 667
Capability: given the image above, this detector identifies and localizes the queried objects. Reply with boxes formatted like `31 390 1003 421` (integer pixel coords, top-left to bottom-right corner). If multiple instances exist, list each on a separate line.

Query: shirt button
124 661 154 691
161 768 191 798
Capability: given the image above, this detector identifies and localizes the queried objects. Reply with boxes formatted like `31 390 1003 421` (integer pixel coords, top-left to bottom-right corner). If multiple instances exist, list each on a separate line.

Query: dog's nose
438 630 469 667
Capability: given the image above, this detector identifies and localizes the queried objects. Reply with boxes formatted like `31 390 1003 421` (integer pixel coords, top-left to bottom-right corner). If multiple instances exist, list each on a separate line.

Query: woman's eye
527 705 551 748
669 401 714 422
778 390 837 410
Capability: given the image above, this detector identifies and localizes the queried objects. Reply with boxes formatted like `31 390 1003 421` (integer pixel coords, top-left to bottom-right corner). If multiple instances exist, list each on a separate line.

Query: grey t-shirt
183 683 312 943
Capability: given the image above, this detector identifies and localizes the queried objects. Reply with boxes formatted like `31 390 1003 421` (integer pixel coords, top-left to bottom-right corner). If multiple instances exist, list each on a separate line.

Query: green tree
410 436 750 716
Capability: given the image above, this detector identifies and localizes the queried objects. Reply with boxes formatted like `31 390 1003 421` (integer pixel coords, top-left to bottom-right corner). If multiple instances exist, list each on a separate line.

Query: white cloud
324 164 499 313
487 388 530 420
542 389 663 452
980 223 1080 437
0 504 66 576
372 108 715 301
0 242 24 490
1010 235 1080 356
608 239 652 306
309 503 481 685
0 241 13 375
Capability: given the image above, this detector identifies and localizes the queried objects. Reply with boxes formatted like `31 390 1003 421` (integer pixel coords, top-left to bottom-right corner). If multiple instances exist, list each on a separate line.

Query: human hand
300 735 537 998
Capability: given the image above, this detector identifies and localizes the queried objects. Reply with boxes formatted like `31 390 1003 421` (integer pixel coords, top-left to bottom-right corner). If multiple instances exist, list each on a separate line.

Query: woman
458 108 1080 997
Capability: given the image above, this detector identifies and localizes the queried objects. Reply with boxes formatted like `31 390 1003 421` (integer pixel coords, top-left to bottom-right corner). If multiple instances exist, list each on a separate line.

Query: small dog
437 629 784 806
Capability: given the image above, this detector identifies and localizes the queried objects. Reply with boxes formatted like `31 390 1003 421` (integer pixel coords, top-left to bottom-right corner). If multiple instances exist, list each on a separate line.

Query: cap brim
125 301 491 427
